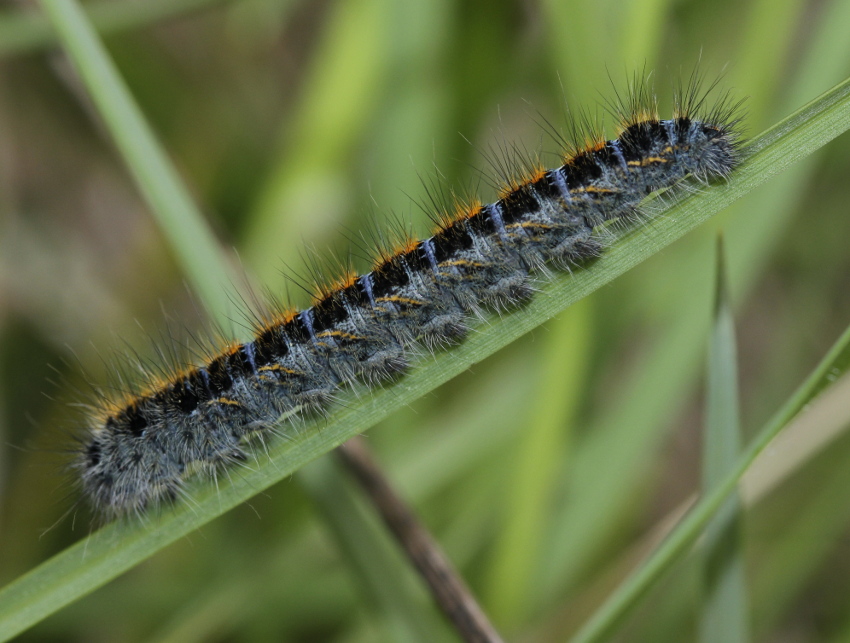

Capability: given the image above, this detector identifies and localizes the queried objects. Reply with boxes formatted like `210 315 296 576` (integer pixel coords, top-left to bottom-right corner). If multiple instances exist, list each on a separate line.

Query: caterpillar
77 76 742 518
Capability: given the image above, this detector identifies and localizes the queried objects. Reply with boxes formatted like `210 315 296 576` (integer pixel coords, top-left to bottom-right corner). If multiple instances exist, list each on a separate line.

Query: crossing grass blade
698 236 749 643
570 307 850 643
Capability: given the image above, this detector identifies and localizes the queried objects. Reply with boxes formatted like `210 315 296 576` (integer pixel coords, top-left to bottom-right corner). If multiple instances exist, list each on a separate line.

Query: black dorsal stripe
285 313 310 344
225 348 253 380
530 173 563 205
563 150 604 184
206 354 233 394
312 293 349 332
431 220 473 263
619 122 658 156
590 144 618 172
499 183 539 222
371 255 410 296
341 281 369 308
254 325 288 366
401 244 429 274
121 404 148 437
85 441 101 466
172 374 201 414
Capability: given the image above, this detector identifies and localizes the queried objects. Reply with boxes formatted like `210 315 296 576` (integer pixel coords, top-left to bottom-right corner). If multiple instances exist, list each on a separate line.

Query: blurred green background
2 0 850 640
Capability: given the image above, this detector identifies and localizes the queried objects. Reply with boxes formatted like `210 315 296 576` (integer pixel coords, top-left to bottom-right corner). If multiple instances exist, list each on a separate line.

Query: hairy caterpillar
77 77 742 518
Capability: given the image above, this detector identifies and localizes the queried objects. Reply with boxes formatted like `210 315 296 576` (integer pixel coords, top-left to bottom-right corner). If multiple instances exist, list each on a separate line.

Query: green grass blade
569 311 850 643
0 72 848 643
699 236 749 643
34 0 235 326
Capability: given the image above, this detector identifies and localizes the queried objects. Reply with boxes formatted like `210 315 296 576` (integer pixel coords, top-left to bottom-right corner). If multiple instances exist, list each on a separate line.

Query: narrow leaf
570 314 850 643
34 0 236 325
699 235 749 643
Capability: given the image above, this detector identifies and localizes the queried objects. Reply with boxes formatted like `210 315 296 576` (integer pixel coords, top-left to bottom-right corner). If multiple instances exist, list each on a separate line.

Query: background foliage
1 0 850 641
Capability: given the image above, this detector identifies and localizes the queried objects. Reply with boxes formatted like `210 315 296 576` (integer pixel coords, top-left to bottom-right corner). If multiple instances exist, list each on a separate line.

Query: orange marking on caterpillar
562 140 603 165
571 186 620 195
371 233 420 270
312 270 359 305
257 308 300 334
213 398 242 407
498 166 547 199
516 221 553 230
376 296 425 306
317 330 366 342
619 110 659 131
98 365 203 420
628 156 668 166
258 365 300 375
441 259 484 269
433 199 483 234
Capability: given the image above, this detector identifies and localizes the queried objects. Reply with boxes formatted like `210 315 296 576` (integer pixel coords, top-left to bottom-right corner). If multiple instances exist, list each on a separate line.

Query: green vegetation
1 0 850 641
